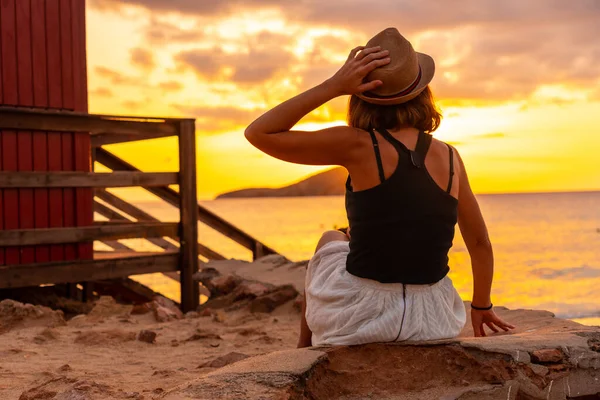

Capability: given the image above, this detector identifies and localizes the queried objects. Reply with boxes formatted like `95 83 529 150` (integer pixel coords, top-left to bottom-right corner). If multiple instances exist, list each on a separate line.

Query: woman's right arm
455 149 515 337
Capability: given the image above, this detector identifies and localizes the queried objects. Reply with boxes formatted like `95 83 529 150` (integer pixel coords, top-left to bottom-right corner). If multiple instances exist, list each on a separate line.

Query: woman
245 28 514 347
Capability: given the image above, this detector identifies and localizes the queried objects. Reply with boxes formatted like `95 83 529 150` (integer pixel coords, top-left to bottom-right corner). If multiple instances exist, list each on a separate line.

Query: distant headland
216 168 347 199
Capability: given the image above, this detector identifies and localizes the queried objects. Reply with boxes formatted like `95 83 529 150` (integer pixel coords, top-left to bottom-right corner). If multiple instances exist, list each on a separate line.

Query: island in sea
216 167 347 199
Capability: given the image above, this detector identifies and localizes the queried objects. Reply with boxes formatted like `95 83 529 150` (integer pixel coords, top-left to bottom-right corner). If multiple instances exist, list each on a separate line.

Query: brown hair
347 86 442 133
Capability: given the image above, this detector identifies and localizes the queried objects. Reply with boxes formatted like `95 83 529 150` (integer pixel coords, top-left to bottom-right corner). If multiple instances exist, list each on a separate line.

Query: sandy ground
0 299 302 400
2 254 598 400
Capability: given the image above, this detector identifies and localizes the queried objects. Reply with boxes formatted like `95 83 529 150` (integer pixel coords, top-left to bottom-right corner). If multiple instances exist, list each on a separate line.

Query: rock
254 254 289 268
67 314 88 328
211 274 240 295
185 329 222 342
212 310 226 323
20 377 113 400
124 391 144 399
199 308 212 317
237 281 270 298
529 363 549 376
151 296 183 322
0 299 65 334
185 311 199 319
0 286 93 317
153 369 174 377
57 364 72 372
198 352 250 369
249 285 299 313
74 329 136 345
131 303 152 315
33 328 60 344
198 279 278 312
232 327 267 337
19 388 58 400
531 348 564 363
87 296 132 319
192 268 221 294
137 330 157 344
202 256 306 294
162 307 600 400
154 307 175 323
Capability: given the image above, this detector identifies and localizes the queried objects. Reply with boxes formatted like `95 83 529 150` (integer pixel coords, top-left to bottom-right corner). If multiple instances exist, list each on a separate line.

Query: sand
0 298 301 399
3 255 599 399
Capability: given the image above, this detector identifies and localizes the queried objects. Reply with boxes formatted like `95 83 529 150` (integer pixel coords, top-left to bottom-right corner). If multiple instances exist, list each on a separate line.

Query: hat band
364 66 422 99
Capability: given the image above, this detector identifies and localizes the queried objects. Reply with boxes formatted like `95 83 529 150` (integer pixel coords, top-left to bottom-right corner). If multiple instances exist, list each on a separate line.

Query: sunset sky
86 0 600 199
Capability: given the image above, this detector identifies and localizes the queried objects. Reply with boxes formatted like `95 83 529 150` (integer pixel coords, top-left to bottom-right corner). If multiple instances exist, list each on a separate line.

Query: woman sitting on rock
245 28 514 347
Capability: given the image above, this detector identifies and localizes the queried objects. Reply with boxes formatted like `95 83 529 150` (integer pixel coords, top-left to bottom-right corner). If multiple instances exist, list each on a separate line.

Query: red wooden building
0 0 279 312
0 0 93 265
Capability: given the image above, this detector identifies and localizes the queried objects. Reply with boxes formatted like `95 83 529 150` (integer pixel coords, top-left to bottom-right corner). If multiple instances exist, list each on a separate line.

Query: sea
110 191 600 327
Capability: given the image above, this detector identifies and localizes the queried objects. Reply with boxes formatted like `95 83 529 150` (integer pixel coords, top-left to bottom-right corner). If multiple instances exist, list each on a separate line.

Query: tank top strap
367 130 386 184
374 128 410 154
446 143 454 193
411 130 432 169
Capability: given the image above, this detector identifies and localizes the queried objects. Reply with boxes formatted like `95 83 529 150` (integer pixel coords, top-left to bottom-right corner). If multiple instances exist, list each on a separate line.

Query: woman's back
345 128 458 284
345 127 459 198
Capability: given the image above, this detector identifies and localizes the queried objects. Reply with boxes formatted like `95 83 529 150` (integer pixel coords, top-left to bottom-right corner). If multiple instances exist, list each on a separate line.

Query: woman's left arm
245 46 390 166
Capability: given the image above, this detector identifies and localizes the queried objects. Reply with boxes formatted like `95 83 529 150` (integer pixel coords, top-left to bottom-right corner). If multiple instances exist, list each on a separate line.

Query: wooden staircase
0 107 282 311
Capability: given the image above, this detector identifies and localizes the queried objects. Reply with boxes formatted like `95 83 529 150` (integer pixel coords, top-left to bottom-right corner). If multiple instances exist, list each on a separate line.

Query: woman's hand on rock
471 309 515 337
325 46 391 96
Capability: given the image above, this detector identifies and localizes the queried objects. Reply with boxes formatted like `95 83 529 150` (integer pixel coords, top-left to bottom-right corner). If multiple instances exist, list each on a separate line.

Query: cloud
91 0 600 107
90 87 113 97
130 48 156 71
175 41 296 85
95 66 146 86
90 0 286 16
176 49 222 78
174 104 265 133
122 100 144 110
144 18 204 45
91 0 600 32
426 18 600 102
158 81 184 92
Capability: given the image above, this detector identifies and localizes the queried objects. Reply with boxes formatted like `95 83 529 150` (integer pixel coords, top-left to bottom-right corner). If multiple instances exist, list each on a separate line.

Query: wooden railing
94 148 281 260
0 107 281 312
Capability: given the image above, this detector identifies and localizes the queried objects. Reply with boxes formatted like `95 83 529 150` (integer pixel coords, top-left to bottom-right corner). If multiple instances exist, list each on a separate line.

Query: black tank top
345 128 457 284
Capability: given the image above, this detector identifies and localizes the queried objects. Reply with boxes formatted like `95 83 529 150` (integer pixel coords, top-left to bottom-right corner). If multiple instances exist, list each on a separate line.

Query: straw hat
356 28 435 105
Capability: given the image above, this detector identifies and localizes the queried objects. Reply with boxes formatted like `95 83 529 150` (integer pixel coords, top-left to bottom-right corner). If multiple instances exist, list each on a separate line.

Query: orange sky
86 0 600 199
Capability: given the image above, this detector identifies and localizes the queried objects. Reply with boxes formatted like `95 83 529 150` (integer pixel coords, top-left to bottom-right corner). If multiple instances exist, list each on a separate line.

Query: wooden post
253 242 265 260
83 145 97 302
177 120 199 312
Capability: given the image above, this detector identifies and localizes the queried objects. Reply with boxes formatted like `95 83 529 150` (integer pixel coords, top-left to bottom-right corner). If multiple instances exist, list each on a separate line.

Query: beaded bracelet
471 303 493 311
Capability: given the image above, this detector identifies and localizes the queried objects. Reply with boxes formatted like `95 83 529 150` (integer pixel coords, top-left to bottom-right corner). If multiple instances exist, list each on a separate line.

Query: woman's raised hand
326 46 391 96
471 308 515 337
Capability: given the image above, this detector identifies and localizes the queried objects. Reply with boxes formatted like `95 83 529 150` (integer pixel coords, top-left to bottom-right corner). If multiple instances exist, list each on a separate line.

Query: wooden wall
0 0 92 265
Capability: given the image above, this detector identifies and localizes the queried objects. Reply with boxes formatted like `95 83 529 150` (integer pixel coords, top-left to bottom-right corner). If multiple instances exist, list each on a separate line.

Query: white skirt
305 241 466 346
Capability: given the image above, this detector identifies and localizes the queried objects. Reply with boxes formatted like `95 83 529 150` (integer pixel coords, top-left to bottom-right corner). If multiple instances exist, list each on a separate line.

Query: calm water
112 192 600 326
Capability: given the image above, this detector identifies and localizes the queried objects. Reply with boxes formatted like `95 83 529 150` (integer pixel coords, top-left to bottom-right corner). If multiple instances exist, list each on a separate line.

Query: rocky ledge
172 256 600 400
161 309 600 399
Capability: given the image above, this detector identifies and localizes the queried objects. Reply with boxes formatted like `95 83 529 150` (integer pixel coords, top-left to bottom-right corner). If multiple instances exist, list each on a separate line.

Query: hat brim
356 52 435 105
